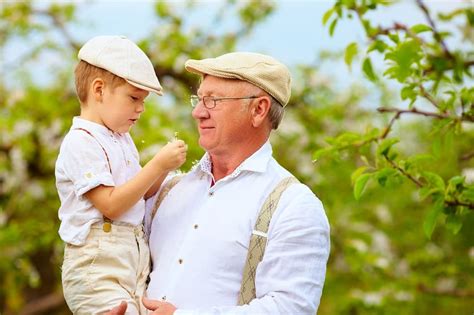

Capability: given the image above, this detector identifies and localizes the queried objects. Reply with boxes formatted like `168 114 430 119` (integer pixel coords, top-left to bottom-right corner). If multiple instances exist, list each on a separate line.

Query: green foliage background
1 1 473 314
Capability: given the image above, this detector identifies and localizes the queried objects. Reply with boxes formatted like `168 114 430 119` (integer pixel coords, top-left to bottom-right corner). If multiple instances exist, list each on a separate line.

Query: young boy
55 35 187 314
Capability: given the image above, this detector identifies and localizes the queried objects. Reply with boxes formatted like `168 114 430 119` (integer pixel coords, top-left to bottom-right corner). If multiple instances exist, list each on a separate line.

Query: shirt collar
71 116 114 136
193 141 273 178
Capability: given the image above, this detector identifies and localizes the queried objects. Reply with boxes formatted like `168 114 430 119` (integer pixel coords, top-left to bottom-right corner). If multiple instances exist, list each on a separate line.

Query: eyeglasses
190 95 259 109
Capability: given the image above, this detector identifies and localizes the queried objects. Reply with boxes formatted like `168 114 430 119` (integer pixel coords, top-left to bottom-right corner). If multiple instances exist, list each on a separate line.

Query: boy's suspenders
73 128 113 231
73 128 112 173
151 175 299 305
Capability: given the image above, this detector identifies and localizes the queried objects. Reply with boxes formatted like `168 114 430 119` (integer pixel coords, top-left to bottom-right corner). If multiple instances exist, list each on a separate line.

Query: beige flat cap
185 52 291 106
78 35 163 95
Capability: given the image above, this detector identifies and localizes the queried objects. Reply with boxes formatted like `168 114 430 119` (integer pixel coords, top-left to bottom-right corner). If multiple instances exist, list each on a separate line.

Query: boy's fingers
106 301 127 315
142 297 160 310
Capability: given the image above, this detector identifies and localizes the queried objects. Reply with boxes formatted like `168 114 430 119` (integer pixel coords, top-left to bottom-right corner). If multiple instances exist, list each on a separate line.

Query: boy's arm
144 173 167 200
85 140 186 219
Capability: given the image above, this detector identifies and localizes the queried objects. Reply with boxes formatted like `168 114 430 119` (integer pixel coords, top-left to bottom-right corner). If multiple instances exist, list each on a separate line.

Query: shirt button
178 258 183 264
194 224 199 229
209 191 214 196
161 296 167 301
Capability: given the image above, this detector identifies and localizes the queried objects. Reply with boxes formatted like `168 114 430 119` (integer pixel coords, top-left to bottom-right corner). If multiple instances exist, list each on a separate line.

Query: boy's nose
136 102 145 113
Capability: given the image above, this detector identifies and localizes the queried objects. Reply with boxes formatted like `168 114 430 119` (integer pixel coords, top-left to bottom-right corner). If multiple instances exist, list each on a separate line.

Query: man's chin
199 139 212 151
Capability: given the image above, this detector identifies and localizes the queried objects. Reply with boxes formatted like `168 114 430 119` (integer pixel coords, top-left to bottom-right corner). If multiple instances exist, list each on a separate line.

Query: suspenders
151 175 299 305
150 174 183 222
73 128 112 173
238 176 299 305
73 128 113 231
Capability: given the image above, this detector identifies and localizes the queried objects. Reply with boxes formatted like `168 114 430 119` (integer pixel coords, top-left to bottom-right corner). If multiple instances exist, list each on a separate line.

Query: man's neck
210 136 268 181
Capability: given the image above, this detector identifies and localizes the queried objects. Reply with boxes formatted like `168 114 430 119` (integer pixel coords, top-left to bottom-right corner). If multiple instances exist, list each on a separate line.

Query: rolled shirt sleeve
59 130 115 197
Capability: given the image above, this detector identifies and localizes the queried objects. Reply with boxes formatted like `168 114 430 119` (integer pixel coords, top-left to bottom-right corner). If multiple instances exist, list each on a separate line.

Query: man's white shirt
146 141 330 314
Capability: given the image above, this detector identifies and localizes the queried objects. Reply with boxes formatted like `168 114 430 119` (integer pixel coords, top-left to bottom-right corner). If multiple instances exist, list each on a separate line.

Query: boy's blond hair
74 60 126 104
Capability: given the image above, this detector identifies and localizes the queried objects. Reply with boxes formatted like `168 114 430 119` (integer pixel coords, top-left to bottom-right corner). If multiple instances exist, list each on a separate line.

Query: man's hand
104 301 127 315
142 297 177 315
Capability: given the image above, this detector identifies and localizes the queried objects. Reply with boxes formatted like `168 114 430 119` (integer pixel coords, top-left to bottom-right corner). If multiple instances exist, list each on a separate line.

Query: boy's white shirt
56 117 144 245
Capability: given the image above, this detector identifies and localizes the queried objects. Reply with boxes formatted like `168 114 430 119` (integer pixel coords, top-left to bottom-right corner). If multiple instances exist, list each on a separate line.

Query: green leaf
448 176 464 187
410 24 432 34
360 155 370 166
388 33 399 43
445 214 463 234
460 186 474 201
335 132 362 146
400 85 417 101
351 166 368 185
313 147 334 161
422 172 445 191
375 168 398 187
362 57 377 82
377 138 399 156
322 7 335 26
406 154 434 167
431 137 441 159
329 18 338 36
354 173 371 200
419 187 442 201
344 42 358 70
155 2 170 17
423 203 443 239
384 40 422 82
367 40 387 53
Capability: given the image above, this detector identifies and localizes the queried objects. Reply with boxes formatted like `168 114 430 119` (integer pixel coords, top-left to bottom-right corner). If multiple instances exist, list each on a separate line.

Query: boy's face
96 82 149 133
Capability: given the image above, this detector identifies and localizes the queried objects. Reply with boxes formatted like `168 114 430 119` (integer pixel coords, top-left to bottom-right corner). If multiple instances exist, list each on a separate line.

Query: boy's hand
153 139 187 172
104 301 127 315
142 297 177 315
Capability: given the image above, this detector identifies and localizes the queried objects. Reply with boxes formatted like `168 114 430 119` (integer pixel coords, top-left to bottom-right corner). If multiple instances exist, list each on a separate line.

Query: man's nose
191 102 208 119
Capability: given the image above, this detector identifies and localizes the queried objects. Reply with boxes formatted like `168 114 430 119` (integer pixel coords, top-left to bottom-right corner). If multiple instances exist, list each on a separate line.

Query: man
112 52 330 314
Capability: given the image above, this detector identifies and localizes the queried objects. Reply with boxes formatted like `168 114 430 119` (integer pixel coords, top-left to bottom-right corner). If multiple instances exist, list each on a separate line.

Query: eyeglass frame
190 95 260 109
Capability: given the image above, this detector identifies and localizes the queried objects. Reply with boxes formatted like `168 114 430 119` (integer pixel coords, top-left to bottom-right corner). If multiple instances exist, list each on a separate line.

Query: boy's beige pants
62 223 150 315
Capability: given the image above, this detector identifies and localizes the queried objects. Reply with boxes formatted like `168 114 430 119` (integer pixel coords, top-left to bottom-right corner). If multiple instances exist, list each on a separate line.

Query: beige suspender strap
73 128 112 173
150 175 183 221
73 127 113 228
238 176 299 305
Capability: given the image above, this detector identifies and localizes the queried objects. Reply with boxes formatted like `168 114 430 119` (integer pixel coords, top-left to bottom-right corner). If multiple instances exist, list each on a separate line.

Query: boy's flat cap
78 35 163 95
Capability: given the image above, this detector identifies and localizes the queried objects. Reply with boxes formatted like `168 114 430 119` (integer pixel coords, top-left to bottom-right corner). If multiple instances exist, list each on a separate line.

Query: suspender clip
252 230 267 238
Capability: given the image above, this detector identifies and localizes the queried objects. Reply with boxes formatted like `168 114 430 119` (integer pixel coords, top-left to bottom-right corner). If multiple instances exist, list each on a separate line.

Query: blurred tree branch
19 292 64 315
377 107 474 123
417 284 474 298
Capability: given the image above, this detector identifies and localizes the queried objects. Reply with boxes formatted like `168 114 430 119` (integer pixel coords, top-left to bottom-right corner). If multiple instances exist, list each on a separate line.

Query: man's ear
91 78 105 102
251 96 271 128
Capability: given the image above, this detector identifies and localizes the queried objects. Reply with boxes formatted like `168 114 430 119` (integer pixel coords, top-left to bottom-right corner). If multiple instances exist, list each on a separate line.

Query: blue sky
3 0 469 89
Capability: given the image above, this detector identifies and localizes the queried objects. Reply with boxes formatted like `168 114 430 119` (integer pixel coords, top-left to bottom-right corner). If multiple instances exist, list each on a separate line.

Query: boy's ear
91 78 105 101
